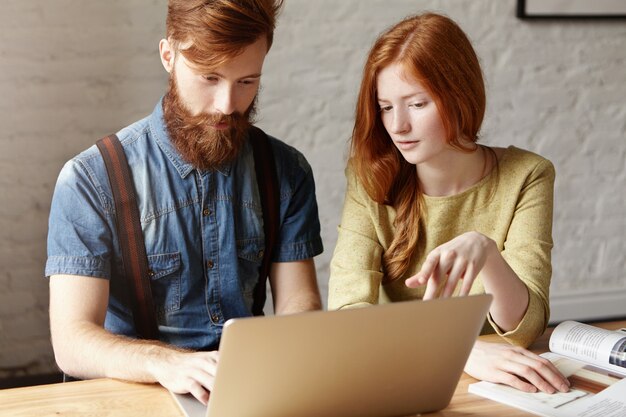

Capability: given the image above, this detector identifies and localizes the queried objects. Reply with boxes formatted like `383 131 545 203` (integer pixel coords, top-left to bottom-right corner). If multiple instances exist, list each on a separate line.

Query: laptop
171 294 492 417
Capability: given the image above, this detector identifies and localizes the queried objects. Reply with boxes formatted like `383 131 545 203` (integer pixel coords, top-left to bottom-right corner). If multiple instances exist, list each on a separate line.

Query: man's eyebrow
206 71 263 79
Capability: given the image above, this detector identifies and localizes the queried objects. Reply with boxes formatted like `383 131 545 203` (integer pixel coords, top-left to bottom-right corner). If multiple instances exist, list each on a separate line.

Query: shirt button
211 314 220 323
147 269 155 277
207 260 214 269
202 207 211 216
258 250 264 259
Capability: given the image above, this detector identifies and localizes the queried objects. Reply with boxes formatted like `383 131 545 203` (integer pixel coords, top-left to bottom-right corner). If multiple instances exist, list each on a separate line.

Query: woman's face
376 62 448 165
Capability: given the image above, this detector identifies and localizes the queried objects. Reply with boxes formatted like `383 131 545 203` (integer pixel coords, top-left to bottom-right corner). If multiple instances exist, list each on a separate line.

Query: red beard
162 75 257 170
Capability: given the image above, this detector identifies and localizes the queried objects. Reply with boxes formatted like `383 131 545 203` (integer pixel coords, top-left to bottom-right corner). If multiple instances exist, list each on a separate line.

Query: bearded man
45 0 322 404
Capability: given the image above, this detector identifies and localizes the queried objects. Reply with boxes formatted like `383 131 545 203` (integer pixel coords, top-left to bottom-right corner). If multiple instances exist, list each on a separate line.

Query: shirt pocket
148 252 181 314
236 238 265 297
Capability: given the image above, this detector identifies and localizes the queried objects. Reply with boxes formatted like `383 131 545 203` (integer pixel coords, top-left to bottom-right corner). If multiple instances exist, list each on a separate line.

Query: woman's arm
328 165 385 310
406 158 555 345
405 231 530 331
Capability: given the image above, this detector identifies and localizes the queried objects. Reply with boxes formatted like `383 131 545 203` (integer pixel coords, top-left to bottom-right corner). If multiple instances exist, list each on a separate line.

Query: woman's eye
411 102 426 109
204 76 219 82
379 105 393 113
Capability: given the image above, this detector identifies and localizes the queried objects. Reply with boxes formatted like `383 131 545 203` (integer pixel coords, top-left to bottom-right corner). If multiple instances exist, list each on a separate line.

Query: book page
549 321 626 375
469 352 626 417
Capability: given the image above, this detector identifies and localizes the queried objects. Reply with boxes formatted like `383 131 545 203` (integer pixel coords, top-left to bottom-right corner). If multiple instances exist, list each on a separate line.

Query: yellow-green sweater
329 146 555 347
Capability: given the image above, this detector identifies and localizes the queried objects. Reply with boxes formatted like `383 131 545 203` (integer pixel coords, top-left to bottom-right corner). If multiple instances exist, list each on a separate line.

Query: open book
469 321 626 417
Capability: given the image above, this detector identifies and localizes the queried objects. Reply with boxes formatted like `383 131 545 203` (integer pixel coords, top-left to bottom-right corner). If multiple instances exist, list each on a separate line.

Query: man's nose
213 84 236 115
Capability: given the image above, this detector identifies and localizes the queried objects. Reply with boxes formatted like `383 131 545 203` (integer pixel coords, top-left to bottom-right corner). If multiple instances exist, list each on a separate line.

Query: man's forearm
270 258 322 315
52 321 184 382
274 290 322 315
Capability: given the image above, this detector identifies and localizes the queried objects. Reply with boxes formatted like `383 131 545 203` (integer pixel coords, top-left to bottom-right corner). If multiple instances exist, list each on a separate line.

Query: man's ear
159 38 175 73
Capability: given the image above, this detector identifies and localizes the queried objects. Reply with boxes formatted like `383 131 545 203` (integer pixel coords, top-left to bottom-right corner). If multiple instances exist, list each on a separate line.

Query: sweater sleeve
328 164 384 310
488 158 556 347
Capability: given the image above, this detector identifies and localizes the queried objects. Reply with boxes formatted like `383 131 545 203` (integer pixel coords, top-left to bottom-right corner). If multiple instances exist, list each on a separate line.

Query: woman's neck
417 145 489 197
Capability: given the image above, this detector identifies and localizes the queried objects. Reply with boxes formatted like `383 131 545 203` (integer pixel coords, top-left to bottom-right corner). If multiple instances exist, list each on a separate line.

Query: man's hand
465 341 570 394
149 349 219 405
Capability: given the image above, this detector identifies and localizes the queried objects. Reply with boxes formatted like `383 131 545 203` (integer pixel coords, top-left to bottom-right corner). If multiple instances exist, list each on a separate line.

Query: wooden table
1 320 624 417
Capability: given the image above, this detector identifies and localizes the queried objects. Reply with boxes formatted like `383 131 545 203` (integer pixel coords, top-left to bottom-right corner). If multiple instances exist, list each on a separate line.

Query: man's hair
166 0 284 70
350 13 487 283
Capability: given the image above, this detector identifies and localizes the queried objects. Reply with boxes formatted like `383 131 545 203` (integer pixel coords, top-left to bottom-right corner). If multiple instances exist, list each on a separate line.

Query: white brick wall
0 0 624 378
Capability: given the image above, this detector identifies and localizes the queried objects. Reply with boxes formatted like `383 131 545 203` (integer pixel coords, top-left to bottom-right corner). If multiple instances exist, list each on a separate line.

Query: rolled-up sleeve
45 157 114 279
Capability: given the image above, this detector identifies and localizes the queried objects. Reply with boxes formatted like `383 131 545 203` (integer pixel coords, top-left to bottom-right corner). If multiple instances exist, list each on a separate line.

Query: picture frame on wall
517 0 626 19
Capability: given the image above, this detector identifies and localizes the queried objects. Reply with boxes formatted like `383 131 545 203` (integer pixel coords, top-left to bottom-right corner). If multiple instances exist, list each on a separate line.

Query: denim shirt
46 100 323 350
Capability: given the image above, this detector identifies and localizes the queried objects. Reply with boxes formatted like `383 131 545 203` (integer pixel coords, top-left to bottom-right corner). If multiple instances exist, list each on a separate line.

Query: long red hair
351 13 486 282
166 0 283 70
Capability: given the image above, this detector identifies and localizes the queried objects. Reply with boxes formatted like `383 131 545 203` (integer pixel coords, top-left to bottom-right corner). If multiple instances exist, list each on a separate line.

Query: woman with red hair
329 12 569 393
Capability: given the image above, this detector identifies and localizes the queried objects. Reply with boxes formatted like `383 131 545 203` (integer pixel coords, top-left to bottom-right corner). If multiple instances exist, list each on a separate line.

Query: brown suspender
96 127 278 339
249 126 280 316
96 134 159 340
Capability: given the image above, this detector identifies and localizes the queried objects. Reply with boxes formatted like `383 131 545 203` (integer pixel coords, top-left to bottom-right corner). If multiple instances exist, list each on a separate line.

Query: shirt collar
149 97 233 178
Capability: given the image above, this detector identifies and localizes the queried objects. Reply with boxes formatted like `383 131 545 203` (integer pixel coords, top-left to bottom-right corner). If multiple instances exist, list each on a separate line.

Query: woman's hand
405 231 495 299
466 341 570 393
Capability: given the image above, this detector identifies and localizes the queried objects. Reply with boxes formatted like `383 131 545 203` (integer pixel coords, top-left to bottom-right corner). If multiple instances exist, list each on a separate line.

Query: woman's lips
395 140 419 150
